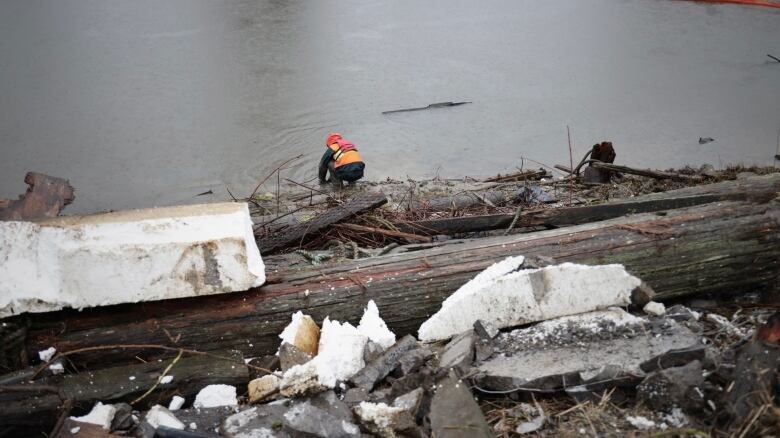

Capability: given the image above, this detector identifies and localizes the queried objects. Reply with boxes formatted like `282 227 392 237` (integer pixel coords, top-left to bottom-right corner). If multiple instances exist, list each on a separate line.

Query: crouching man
318 132 365 186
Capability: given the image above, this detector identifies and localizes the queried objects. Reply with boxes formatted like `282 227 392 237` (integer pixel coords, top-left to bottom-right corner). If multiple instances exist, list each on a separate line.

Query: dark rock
391 370 434 399
350 335 418 390
429 375 492 438
247 355 281 379
308 391 352 421
474 339 494 363
392 348 433 377
637 360 704 413
392 388 425 420
438 330 475 376
473 320 499 340
368 387 393 404
630 281 655 308
283 400 360 438
176 406 241 435
278 343 313 372
343 388 369 405
110 402 135 431
363 341 384 364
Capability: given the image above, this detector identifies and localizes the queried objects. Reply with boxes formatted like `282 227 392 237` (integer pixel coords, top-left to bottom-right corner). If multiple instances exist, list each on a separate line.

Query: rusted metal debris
0 172 74 221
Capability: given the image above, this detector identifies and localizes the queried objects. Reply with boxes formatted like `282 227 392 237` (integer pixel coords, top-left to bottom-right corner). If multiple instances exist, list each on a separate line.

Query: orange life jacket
328 138 363 168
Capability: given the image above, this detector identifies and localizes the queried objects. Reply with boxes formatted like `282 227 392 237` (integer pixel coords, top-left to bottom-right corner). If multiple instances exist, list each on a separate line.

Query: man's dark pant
327 161 364 185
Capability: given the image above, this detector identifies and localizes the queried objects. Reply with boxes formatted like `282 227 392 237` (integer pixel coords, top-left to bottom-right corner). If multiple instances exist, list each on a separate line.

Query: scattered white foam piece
49 362 65 375
38 347 56 362
193 384 238 408
0 202 265 318
128 376 136 381
70 402 117 430
418 259 640 341
354 402 404 429
706 313 747 338
644 301 666 316
190 422 197 429
357 300 396 350
145 405 185 430
281 317 369 392
627 415 656 430
168 395 185 411
663 407 688 428
69 426 80 434
160 375 174 384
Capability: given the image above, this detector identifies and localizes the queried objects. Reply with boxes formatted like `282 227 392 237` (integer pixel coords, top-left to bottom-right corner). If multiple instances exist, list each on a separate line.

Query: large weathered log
256 191 387 254
19 194 780 370
396 174 780 235
0 172 74 220
0 350 248 436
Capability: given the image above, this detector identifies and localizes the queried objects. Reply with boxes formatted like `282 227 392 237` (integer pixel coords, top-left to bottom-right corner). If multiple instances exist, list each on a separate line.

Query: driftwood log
396 174 780 235
16 188 779 370
0 350 248 436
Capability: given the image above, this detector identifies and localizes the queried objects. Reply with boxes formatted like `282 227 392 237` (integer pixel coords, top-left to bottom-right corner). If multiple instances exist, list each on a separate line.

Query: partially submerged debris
418 257 642 341
0 202 265 317
0 172 74 221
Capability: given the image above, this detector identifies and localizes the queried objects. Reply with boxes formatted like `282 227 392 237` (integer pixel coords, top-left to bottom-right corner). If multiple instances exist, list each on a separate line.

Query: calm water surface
1 0 779 213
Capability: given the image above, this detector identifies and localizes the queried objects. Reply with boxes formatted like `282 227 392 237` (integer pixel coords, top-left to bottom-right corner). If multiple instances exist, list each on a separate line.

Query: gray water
1 0 779 214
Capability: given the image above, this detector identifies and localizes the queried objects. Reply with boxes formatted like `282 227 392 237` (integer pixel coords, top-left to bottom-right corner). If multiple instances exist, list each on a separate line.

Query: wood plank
256 191 387 254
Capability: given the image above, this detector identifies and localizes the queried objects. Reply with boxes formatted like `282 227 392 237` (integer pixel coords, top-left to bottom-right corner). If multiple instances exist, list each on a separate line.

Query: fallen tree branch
589 161 704 181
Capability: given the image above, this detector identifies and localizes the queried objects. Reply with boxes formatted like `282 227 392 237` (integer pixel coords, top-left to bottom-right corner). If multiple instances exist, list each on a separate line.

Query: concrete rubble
0 202 265 317
9 258 776 437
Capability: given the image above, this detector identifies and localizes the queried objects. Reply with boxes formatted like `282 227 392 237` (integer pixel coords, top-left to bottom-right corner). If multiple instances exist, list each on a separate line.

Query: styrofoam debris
644 301 666 316
145 405 185 430
160 375 174 384
0 202 265 318
627 415 656 430
357 300 396 350
38 347 56 362
69 427 80 434
354 402 404 429
705 313 748 338
193 384 238 408
168 395 185 411
70 402 117 430
418 259 641 341
281 317 369 392
49 361 65 375
662 407 688 428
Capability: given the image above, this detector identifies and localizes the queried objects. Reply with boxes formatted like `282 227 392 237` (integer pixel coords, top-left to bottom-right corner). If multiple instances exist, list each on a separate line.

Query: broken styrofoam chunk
168 395 185 411
281 317 369 394
279 311 320 356
193 384 238 409
354 401 409 435
145 405 185 430
49 361 65 375
38 347 56 362
418 259 641 341
70 402 117 430
644 301 666 316
357 300 396 350
160 375 174 385
0 202 265 318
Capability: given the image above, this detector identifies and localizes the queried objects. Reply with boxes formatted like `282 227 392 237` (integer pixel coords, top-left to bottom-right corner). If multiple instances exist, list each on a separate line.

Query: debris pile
8 256 776 437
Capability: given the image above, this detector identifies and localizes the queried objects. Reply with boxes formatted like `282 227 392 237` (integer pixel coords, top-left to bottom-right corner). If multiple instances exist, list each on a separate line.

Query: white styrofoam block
193 384 238 408
145 405 185 430
357 300 396 351
0 202 264 317
418 259 640 342
70 402 117 430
